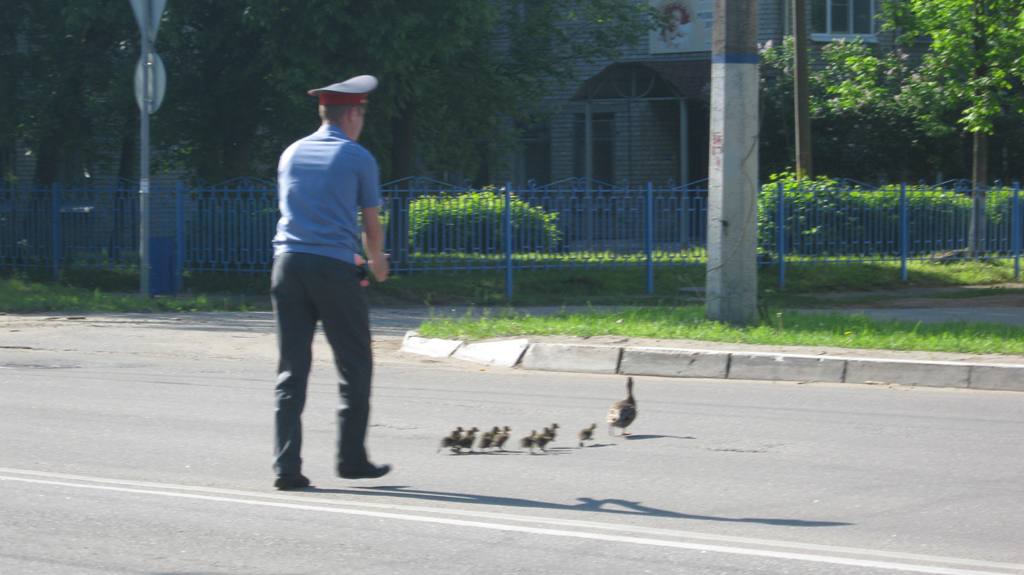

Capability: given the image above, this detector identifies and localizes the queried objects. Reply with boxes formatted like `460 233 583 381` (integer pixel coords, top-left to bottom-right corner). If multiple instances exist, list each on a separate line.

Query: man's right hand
368 253 389 282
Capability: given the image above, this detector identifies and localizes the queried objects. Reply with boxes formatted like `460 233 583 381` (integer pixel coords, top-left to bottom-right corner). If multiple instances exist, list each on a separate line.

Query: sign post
130 0 166 296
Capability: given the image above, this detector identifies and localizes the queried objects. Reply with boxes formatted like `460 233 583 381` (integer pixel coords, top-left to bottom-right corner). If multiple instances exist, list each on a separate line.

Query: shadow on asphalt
300 485 852 527
623 434 697 440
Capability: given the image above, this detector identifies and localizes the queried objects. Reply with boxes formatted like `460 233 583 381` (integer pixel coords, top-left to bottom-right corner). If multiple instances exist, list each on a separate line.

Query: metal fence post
175 181 185 292
900 182 909 282
645 182 654 294
51 183 61 281
504 182 513 300
681 182 690 249
1013 182 1021 281
776 181 785 289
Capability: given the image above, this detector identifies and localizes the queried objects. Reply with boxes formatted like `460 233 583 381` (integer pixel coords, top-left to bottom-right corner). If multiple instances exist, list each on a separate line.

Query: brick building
509 0 887 187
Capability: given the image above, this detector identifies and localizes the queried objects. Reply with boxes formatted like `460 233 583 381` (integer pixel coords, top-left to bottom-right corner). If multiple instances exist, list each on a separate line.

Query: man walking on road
270 74 391 490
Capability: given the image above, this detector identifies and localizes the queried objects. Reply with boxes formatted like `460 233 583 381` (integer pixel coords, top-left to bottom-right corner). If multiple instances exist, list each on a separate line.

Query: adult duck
606 377 637 436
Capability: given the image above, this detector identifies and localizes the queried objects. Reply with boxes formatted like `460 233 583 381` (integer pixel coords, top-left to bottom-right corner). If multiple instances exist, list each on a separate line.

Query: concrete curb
400 332 463 358
399 331 1024 392
521 343 621 373
453 338 530 367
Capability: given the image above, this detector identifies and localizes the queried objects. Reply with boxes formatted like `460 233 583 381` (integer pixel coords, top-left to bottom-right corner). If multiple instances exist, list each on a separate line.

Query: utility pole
705 0 759 325
793 0 812 178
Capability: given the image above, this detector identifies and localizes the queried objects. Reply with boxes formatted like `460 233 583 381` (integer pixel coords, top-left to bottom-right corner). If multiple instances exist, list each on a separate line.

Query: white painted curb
728 352 847 383
453 338 530 367
620 347 729 379
844 358 970 388
398 332 1024 392
968 364 1024 391
400 331 463 358
520 343 621 373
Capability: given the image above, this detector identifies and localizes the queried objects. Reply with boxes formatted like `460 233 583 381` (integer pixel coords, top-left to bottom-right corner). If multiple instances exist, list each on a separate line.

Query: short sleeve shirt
272 124 381 264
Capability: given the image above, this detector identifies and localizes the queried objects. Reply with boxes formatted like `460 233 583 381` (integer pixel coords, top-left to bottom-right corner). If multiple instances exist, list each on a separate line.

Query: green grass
0 275 268 313
362 258 1019 308
2 257 1019 323
418 306 1024 355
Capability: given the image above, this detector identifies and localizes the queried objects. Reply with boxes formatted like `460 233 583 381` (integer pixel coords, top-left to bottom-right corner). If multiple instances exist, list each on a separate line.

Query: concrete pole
705 0 759 325
793 0 813 178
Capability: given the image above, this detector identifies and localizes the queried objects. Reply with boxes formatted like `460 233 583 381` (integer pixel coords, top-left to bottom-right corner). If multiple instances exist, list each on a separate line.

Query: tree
243 0 651 183
2 1 137 186
759 37 955 182
5 1 651 186
883 0 1024 254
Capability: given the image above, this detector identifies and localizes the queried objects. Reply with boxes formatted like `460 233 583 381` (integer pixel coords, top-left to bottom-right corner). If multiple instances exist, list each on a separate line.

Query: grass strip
418 306 1024 355
0 277 265 313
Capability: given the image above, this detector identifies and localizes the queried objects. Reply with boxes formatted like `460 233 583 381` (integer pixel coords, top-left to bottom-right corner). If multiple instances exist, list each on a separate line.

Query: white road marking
1 468 1021 575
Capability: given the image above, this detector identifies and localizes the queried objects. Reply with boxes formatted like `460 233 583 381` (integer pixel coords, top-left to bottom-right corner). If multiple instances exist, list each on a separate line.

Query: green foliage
407 188 562 252
6 1 651 185
758 172 1016 255
885 0 1024 136
2 0 137 185
759 38 967 181
761 0 1024 184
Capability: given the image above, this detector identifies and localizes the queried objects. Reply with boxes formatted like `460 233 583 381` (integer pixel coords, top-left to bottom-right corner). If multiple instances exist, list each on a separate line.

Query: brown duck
606 377 637 436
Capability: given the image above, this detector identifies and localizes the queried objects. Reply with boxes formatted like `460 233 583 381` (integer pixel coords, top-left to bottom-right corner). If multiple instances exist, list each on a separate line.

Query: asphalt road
1 314 1023 575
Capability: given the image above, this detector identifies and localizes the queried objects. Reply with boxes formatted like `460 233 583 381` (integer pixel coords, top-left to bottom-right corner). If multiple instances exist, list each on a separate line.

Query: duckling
477 427 499 450
520 430 537 453
457 426 479 452
577 423 597 447
493 426 511 450
539 424 558 446
534 430 552 452
607 376 637 436
437 426 464 453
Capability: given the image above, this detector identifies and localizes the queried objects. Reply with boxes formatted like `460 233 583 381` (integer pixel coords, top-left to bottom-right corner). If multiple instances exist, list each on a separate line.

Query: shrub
759 171 1016 256
407 187 562 253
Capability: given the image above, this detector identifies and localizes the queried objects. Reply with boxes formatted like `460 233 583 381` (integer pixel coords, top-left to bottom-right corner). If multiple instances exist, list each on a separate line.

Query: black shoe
337 463 391 480
274 473 311 490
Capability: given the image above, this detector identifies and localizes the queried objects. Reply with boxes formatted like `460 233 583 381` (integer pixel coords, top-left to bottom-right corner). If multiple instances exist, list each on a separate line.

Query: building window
520 123 551 185
811 0 876 36
573 112 615 183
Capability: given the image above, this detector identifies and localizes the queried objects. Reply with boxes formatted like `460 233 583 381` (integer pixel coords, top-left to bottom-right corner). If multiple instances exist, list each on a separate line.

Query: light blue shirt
273 124 381 264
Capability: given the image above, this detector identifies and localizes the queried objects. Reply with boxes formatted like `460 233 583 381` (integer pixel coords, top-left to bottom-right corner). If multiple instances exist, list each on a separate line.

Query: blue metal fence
2 178 1021 294
1 182 140 276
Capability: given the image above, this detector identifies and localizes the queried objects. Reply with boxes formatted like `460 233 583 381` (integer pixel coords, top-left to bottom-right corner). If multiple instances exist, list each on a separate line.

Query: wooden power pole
793 0 812 178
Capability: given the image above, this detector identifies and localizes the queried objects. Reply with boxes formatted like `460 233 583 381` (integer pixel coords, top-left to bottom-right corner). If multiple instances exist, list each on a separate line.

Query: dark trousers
271 252 373 476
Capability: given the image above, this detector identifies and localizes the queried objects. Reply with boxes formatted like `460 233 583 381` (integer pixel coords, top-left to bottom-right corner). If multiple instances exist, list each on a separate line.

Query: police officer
271 74 391 490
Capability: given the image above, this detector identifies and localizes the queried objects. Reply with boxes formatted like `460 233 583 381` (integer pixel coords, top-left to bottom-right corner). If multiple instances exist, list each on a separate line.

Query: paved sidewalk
393 305 1024 393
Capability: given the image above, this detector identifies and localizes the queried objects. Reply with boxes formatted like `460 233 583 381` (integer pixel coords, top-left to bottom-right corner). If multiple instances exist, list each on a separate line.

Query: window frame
573 112 616 184
810 0 879 43
519 122 552 186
